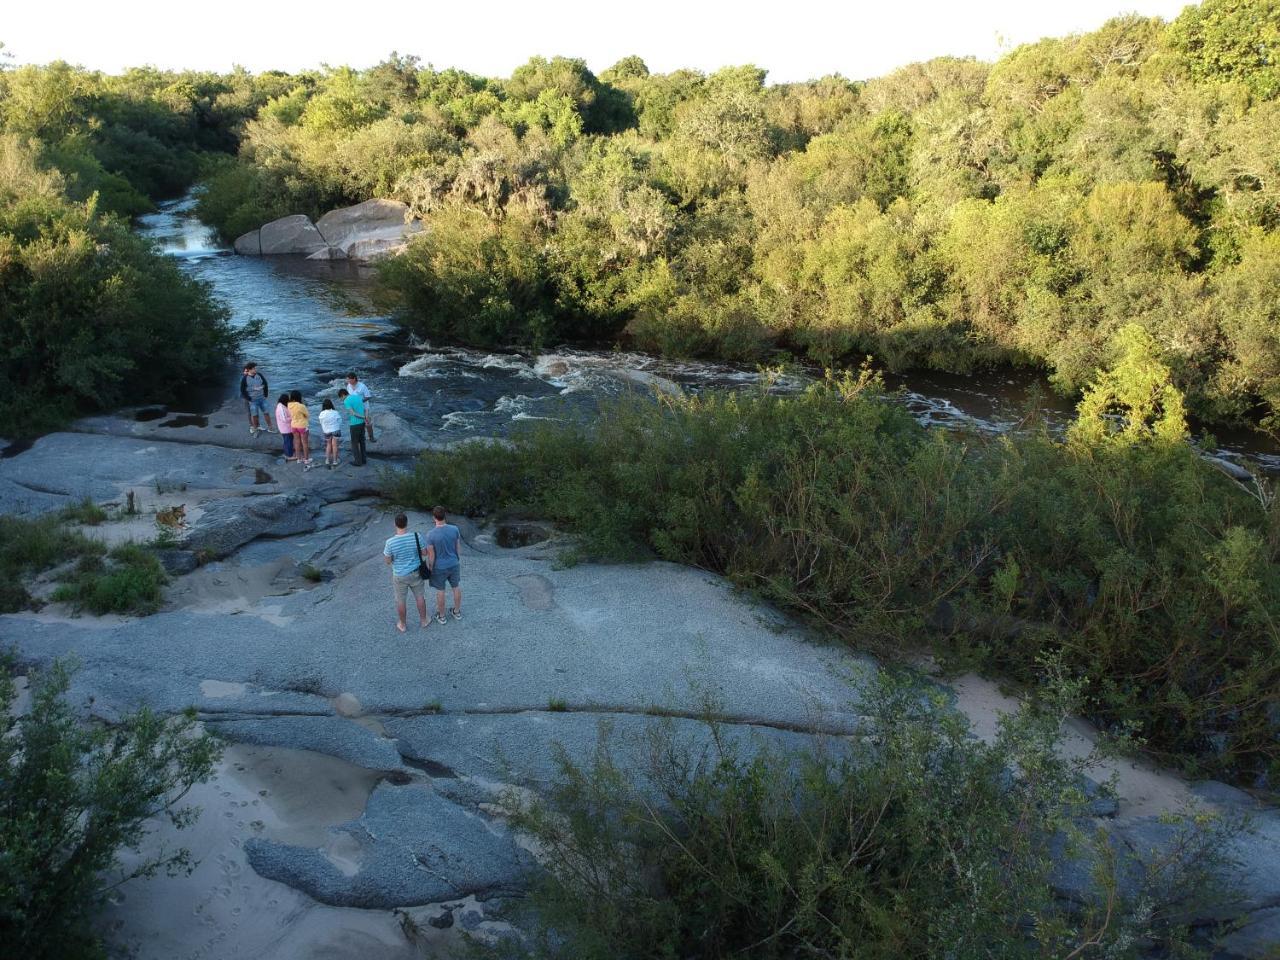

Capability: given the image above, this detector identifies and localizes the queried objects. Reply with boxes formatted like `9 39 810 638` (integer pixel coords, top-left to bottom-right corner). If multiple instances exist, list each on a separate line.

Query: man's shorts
247 396 269 416
429 564 460 590
393 571 424 603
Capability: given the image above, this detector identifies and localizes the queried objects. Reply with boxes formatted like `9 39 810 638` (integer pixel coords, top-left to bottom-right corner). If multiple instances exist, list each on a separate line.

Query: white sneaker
249 426 257 435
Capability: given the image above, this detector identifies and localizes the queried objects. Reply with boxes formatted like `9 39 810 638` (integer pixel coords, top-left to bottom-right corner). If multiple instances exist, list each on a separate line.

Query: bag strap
414 531 422 555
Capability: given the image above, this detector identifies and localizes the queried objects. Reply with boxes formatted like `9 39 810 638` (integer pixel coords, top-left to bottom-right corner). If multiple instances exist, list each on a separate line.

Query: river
139 195 1280 476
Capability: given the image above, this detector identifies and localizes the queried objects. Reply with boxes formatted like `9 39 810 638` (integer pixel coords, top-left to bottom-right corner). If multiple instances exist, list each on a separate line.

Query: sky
3 0 1196 82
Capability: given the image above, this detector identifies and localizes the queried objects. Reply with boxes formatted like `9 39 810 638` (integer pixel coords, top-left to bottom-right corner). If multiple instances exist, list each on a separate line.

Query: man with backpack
383 512 429 633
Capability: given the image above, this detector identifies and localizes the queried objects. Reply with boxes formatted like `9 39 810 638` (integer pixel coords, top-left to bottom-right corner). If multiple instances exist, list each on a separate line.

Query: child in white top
318 399 343 469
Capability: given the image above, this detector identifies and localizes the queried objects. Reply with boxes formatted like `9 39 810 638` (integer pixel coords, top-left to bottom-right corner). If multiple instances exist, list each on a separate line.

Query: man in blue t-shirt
383 512 428 633
339 388 367 466
425 505 463 624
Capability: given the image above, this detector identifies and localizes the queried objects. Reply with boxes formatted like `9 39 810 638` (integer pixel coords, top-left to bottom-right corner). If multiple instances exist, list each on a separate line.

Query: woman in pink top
275 394 296 460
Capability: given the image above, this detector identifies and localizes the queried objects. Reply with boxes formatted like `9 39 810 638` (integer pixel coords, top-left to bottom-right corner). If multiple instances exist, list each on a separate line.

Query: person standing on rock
345 373 376 443
426 506 462 624
287 390 312 469
339 388 366 466
318 399 342 469
240 363 273 436
275 394 295 461
384 512 429 633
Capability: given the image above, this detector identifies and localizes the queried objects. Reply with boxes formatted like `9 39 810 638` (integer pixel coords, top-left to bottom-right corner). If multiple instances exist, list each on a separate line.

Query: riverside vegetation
391 328 1280 788
190 0 1280 436
0 658 222 960
0 54 275 432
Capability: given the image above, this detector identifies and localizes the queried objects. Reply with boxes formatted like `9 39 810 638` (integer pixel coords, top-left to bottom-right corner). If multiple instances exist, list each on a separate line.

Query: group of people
242 363 465 632
239 363 377 470
383 508 464 633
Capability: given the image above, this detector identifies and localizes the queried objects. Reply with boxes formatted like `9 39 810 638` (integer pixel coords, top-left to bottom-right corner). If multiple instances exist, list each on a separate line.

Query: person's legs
245 399 254 431
393 574 409 632
412 582 428 627
365 401 375 441
298 429 310 463
282 432 295 460
435 588 447 619
449 566 462 617
254 398 272 432
350 423 366 465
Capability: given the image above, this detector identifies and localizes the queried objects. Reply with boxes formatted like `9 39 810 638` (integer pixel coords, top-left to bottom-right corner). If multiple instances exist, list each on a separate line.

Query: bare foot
419 621 429 630
396 621 406 633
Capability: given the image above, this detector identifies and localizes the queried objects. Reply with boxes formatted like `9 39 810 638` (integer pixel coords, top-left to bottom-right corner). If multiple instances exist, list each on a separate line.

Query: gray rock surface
1 426 1277 958
185 491 321 559
259 214 329 256
233 229 261 256
245 782 533 907
206 715 405 772
314 199 423 261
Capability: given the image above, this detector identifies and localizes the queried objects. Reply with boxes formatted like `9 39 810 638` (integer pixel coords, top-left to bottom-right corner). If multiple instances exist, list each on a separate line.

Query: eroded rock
259 215 328 256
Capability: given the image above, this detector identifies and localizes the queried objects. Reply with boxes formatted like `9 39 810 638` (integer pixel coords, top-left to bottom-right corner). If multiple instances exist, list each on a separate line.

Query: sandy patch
165 557 301 618
98 742 514 960
944 671 1195 817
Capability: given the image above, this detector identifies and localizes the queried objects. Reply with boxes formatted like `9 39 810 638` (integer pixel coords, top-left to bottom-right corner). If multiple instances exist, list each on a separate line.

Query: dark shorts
429 564 460 590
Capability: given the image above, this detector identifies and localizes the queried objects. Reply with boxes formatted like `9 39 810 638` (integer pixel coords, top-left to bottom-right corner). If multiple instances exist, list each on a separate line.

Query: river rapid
140 195 1280 475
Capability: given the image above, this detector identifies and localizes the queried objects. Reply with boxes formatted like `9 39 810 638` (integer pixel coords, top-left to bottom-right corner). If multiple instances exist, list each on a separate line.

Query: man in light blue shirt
426 505 463 625
383 512 427 633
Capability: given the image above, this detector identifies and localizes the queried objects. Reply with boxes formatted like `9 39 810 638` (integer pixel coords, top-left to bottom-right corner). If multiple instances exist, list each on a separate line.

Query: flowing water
139 195 1280 475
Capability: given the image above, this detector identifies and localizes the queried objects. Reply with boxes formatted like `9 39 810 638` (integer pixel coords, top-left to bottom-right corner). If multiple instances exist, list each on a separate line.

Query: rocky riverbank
1 407 1278 958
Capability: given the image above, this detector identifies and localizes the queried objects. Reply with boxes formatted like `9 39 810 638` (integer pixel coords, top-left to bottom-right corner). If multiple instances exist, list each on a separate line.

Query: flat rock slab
206 715 406 772
245 782 533 908
185 491 321 559
387 709 855 789
75 400 435 459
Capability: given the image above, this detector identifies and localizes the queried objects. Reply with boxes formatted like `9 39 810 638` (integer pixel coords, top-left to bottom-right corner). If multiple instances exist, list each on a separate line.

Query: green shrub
0 657 222 960
498 676 1234 959
51 544 167 616
0 515 105 613
391 374 1280 783
57 498 108 526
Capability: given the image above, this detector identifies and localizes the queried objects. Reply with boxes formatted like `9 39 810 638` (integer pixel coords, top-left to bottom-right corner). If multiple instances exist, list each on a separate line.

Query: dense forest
2 1 1278 433
188 0 1280 434
0 55 279 430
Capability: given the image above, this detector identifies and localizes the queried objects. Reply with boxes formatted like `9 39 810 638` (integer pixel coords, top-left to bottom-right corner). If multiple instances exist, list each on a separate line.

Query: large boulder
258 215 329 256
314 199 423 262
233 229 262 256
315 199 412 248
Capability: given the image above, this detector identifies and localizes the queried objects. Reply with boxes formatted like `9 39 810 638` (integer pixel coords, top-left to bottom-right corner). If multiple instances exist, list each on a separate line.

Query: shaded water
139 196 1279 475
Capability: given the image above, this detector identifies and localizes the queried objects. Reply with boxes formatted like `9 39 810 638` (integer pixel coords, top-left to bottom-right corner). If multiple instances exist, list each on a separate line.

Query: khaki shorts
392 571 424 603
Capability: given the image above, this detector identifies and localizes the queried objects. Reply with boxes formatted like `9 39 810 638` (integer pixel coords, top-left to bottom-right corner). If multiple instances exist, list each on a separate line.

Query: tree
0 659 221 960
1166 0 1280 99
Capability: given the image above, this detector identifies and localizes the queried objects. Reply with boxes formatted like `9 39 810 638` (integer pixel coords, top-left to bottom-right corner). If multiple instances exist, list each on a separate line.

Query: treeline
0 56 274 431
196 0 1280 432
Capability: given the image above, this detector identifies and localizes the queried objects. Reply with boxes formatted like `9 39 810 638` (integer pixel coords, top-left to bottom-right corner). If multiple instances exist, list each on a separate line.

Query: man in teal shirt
339 388 367 466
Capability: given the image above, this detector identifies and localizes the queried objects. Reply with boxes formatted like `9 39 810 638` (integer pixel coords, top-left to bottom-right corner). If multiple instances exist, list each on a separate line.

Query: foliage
390 374 1280 783
0 135 246 434
0 514 105 612
51 543 167 616
0 657 221 960
179 1 1280 433
496 676 1233 959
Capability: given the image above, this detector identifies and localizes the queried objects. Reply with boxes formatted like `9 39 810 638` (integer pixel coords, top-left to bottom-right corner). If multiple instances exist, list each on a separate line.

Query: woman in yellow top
287 390 313 469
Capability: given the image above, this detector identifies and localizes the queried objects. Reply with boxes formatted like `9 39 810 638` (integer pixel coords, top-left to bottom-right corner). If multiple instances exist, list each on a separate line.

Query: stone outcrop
259 214 329 256
233 230 261 256
235 200 423 263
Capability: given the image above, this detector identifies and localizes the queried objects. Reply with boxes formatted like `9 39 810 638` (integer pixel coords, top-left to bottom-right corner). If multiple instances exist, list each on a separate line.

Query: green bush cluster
0 658 221 960
0 513 169 615
51 543 167 616
0 135 246 434
497 677 1235 959
390 352 1280 783
195 0 1280 431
